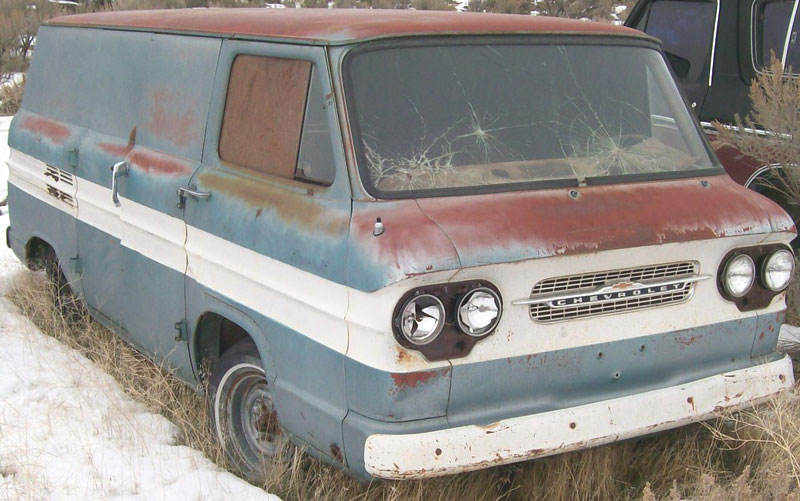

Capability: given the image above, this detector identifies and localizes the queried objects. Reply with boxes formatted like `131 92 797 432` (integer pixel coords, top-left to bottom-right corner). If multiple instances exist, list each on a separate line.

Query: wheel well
25 237 53 271
194 312 251 379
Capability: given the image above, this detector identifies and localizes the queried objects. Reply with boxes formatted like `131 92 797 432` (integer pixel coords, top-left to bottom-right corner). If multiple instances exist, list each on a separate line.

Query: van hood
347 175 794 291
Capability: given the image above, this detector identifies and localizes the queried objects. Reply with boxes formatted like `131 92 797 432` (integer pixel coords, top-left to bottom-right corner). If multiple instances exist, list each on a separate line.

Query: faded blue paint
341 315 785 481
447 315 771 426
345 358 451 421
185 279 349 464
187 39 352 285
6 185 77 276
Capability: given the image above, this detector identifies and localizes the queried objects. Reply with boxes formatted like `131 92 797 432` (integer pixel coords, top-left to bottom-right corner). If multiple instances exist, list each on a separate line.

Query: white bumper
364 356 794 479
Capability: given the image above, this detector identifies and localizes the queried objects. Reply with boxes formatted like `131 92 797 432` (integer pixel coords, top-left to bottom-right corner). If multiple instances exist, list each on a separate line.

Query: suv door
627 0 719 111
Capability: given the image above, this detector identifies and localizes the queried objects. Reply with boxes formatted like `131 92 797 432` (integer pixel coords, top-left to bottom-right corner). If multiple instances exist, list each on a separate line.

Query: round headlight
723 254 755 298
763 248 795 291
399 294 445 345
457 287 502 337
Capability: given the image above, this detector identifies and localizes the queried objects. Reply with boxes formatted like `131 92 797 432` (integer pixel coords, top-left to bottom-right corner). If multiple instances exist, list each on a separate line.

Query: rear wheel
209 339 283 483
40 245 84 319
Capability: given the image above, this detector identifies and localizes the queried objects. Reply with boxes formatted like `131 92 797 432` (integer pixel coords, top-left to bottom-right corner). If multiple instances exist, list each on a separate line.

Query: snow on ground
0 123 280 500
1 116 10 204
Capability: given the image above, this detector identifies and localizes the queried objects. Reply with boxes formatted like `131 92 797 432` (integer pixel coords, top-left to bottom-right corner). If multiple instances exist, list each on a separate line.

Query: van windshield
344 40 719 197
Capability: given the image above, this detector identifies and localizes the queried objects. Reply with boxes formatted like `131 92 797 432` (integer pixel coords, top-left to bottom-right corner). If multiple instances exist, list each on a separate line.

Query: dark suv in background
626 0 799 224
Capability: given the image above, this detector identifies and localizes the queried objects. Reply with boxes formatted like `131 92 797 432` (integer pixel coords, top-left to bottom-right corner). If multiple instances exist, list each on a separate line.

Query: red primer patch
145 89 196 149
391 370 438 390
129 149 192 176
20 116 70 144
98 142 133 157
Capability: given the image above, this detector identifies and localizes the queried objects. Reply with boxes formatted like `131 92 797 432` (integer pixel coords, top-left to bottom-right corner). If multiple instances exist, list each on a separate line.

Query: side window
753 0 795 70
219 55 335 185
641 0 717 82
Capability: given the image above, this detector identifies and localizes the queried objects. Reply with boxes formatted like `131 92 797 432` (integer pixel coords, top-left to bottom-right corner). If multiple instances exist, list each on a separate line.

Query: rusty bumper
364 355 794 479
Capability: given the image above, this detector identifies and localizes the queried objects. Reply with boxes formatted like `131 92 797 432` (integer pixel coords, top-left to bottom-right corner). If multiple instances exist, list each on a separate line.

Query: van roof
47 9 643 45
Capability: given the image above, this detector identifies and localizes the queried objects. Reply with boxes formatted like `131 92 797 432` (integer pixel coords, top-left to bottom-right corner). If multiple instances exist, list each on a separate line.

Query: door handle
111 161 129 207
177 185 211 208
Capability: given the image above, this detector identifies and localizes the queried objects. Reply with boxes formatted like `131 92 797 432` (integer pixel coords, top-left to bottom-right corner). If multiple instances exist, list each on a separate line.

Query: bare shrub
0 76 24 116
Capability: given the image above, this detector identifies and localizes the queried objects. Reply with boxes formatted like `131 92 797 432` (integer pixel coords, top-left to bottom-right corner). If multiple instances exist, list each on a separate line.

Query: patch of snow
0 116 10 207
614 4 627 14
778 324 800 353
0 152 279 499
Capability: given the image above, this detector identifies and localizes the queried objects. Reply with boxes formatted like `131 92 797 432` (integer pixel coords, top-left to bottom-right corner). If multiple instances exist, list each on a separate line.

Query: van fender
190 293 276 384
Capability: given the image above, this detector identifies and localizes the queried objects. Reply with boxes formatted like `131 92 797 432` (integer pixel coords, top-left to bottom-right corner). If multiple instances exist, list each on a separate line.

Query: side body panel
185 40 353 462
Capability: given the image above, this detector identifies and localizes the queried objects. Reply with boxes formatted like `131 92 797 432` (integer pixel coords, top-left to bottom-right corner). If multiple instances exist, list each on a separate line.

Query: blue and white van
5 8 796 482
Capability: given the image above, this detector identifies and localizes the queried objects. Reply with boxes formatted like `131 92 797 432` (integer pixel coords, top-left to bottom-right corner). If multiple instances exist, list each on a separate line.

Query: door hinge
68 149 79 170
174 320 188 342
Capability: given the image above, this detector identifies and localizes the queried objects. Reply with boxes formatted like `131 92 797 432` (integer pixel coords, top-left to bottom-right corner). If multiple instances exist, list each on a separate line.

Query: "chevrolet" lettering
551 283 685 308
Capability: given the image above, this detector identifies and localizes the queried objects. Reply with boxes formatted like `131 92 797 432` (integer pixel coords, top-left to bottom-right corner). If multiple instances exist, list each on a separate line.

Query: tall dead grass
5 268 800 500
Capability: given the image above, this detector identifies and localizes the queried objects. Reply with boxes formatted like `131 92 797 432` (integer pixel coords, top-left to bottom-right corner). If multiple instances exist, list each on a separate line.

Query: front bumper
364 355 794 479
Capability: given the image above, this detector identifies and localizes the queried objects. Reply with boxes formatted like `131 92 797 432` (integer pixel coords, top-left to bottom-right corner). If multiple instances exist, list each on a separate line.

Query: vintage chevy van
4 9 797 482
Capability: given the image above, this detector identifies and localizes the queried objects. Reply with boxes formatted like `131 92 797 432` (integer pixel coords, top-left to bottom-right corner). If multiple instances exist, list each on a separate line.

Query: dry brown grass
5 268 800 500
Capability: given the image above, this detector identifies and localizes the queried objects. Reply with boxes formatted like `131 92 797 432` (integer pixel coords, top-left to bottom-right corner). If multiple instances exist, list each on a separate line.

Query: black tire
41 245 84 320
208 339 283 483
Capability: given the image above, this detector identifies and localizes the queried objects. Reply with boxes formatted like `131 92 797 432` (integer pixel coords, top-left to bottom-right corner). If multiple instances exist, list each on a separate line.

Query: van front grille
528 262 699 323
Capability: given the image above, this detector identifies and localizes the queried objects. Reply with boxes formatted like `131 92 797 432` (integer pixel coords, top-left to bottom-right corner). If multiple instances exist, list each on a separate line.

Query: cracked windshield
346 42 717 194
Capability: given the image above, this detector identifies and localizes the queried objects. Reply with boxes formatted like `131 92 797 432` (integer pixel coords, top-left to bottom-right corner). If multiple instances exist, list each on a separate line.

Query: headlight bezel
717 244 795 311
392 280 503 361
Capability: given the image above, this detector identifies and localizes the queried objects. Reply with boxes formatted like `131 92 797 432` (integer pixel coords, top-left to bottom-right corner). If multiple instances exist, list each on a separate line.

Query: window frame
202 41 344 195
341 35 723 201
750 0 800 76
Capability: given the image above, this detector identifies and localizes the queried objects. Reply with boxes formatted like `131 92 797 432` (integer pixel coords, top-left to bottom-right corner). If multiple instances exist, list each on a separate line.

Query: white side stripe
8 150 350 358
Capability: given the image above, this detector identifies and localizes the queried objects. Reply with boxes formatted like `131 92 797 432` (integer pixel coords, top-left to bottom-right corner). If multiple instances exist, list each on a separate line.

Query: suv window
219 55 334 185
753 0 794 69
641 0 717 82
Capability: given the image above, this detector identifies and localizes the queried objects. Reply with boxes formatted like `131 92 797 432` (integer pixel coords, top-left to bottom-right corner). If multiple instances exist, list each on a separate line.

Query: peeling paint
198 171 349 234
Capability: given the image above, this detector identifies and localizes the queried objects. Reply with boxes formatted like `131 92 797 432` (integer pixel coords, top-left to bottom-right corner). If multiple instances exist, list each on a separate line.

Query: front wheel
209 339 283 483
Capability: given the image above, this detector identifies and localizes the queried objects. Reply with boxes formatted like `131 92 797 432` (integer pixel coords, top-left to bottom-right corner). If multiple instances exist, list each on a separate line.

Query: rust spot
758 332 765 342
20 116 70 144
256 208 262 218
434 448 442 457
145 89 197 148
391 370 438 390
780 374 786 382
330 443 343 462
395 346 415 366
677 334 702 348
569 422 576 429
197 171 348 234
687 396 695 410
425 265 433 271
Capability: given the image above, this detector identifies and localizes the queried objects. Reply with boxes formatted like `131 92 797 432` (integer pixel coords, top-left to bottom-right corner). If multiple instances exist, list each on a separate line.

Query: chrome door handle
177 185 211 208
111 161 129 207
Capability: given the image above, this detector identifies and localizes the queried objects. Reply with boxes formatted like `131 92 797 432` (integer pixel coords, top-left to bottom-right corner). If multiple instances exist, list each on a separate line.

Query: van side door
74 31 221 384
184 41 352 454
